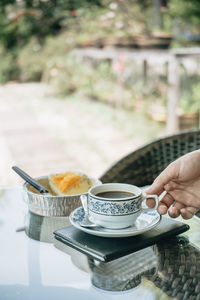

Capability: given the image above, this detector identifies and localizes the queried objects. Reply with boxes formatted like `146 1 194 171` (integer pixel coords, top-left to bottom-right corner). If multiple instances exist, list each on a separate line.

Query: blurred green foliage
180 78 200 113
46 51 166 115
1 0 200 83
0 45 19 83
0 0 103 82
169 0 200 47
0 0 103 48
3 0 152 83
0 0 200 115
170 0 200 22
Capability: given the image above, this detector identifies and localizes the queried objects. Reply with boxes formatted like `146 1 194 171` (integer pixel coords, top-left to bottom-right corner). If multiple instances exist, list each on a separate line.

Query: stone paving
0 83 149 187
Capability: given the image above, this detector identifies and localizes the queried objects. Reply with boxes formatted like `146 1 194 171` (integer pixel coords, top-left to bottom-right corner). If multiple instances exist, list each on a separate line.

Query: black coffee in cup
96 191 135 199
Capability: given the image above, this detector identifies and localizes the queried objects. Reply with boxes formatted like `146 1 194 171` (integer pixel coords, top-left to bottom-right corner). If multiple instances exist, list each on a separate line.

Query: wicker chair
100 129 200 187
100 129 200 217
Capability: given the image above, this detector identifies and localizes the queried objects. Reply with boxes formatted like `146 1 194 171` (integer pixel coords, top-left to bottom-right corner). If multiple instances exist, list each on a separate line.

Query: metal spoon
12 166 51 195
80 195 97 228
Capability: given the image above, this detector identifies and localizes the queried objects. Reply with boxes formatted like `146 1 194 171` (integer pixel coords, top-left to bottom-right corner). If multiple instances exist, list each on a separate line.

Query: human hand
146 150 200 219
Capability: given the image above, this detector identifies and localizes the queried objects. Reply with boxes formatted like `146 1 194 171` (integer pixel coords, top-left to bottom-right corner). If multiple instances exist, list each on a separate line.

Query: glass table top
0 186 200 300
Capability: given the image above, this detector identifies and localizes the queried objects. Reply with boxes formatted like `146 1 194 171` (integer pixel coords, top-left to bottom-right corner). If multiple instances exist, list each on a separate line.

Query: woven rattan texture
88 236 200 298
151 236 200 300
100 130 200 187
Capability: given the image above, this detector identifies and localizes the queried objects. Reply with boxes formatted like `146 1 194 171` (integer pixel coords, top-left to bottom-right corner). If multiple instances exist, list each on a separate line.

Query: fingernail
159 190 167 201
145 184 153 191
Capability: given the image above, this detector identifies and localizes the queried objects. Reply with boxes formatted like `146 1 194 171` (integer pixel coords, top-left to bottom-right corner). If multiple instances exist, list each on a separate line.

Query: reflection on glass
86 235 200 299
25 211 92 274
88 246 157 292
151 236 200 299
25 211 70 243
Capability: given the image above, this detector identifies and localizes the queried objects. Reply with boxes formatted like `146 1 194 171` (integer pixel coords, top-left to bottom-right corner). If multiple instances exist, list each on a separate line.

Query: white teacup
81 183 158 229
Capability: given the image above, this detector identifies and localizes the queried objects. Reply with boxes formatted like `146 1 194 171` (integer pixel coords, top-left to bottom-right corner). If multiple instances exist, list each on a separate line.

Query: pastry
49 172 91 196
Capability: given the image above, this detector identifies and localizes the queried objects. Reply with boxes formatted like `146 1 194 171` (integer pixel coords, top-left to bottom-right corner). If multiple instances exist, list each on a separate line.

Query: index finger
146 162 179 195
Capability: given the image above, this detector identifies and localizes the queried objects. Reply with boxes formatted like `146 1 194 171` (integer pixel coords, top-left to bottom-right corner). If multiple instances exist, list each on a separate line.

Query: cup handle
80 194 89 215
141 194 159 212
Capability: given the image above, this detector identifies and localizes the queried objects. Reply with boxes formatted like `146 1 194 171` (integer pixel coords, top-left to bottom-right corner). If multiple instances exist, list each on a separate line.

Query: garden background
0 0 200 186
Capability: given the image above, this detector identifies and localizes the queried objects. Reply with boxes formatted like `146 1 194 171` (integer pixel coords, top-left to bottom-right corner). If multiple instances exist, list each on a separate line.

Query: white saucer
69 207 161 238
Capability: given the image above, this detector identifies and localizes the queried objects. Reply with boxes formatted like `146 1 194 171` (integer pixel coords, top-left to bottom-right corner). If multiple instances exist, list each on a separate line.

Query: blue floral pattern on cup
88 197 142 216
73 206 85 222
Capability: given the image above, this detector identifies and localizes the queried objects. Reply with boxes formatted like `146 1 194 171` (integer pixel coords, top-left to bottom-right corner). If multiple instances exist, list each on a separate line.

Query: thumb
146 161 179 195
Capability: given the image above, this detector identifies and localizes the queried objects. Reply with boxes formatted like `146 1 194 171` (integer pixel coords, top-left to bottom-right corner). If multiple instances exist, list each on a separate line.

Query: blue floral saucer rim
69 207 161 238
